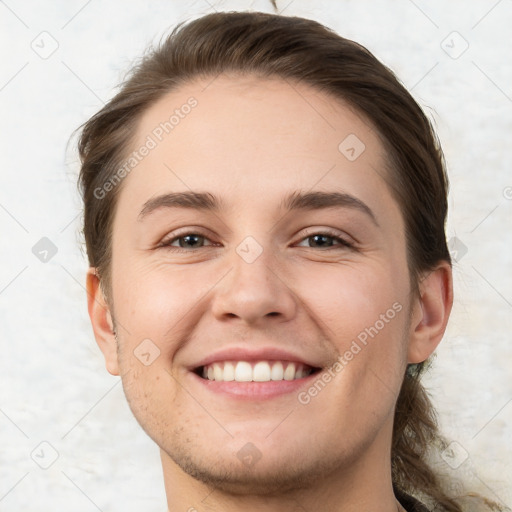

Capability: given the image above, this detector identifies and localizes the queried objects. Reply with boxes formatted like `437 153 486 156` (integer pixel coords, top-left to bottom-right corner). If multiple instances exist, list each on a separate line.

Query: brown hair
77 11 503 510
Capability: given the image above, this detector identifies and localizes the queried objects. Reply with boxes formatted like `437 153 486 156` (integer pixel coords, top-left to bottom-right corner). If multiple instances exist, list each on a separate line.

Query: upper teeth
201 361 312 382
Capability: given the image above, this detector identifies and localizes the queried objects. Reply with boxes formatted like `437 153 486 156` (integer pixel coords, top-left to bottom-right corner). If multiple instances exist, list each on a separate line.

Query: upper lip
190 346 322 370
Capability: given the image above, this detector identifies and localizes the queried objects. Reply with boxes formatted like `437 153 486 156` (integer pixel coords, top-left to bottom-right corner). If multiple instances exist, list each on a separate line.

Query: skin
87 75 453 512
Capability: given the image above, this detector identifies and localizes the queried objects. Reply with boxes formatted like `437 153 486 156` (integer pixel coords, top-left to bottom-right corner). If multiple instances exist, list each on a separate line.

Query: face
103 75 419 493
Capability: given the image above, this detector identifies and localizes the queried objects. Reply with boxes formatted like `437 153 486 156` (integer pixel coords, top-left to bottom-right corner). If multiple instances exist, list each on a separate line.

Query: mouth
189 359 323 400
194 360 321 382
187 347 325 400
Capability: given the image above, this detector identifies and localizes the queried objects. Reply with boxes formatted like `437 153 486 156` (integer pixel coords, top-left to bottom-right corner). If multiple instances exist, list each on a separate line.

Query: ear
408 261 453 364
86 268 120 376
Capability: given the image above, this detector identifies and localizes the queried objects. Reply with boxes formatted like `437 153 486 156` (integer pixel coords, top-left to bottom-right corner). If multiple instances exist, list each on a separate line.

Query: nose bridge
211 234 296 324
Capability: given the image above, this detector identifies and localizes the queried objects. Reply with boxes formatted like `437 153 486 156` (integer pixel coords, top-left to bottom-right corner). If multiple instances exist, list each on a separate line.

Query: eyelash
158 229 354 252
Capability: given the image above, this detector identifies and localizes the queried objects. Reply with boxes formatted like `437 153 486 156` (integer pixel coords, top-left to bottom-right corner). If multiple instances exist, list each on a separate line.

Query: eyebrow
138 190 378 226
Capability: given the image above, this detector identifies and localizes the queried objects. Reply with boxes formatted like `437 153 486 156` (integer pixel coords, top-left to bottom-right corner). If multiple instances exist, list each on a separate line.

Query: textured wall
0 1 510 510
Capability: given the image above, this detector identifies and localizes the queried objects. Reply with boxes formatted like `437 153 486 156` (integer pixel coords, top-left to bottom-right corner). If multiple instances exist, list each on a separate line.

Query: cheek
297 266 408 433
296 259 408 337
295 259 410 394
118 360 179 443
111 256 212 349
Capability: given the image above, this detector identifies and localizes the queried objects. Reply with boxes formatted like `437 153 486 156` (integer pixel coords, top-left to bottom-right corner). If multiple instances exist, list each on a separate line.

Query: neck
161 417 401 512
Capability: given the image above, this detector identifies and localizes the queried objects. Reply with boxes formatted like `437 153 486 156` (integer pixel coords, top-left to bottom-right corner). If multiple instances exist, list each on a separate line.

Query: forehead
135 74 380 165
115 74 400 226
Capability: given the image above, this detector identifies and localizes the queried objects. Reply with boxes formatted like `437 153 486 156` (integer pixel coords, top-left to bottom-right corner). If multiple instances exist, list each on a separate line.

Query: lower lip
189 371 319 400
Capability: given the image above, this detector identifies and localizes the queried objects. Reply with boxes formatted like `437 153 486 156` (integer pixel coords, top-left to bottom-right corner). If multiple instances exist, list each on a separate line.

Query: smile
198 360 317 382
188 347 323 399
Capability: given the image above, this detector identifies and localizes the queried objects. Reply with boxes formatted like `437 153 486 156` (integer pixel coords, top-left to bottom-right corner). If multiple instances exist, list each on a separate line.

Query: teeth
213 363 223 381
253 361 271 382
201 361 312 382
223 362 235 381
271 361 284 380
235 361 252 382
283 363 296 381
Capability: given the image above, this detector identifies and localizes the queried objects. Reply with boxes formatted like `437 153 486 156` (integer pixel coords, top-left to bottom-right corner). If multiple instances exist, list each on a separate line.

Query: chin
162 442 347 496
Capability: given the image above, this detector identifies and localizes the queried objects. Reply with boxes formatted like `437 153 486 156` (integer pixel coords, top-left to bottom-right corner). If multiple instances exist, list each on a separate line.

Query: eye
159 232 215 250
158 230 354 252
296 231 354 250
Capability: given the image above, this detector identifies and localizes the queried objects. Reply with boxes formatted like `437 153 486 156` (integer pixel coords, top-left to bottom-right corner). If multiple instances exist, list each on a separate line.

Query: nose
210 242 297 326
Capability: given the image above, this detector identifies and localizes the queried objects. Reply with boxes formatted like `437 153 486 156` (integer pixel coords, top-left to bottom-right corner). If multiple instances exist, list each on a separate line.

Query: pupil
312 234 331 247
181 235 202 248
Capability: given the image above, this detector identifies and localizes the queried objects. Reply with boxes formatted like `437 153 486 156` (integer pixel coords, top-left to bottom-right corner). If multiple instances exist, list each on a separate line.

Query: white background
0 1 511 510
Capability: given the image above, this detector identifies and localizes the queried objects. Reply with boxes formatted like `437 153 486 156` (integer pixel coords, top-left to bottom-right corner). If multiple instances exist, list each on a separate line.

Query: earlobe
86 268 120 376
408 262 453 364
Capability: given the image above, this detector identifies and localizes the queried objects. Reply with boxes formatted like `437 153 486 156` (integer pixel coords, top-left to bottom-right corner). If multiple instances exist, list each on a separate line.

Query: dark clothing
396 488 431 512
